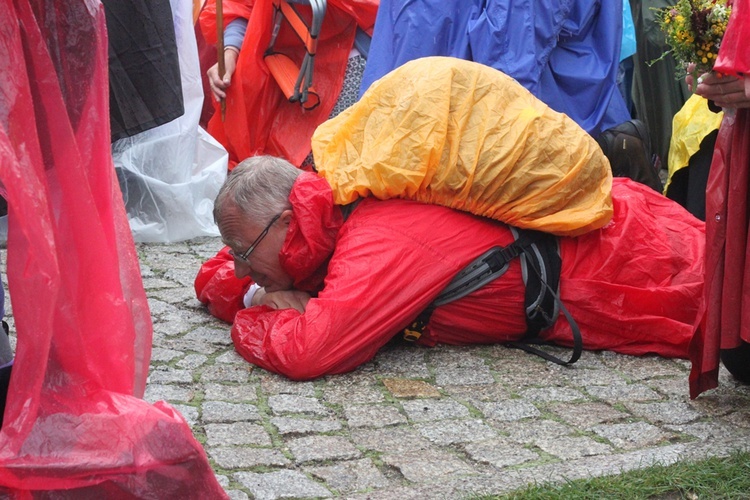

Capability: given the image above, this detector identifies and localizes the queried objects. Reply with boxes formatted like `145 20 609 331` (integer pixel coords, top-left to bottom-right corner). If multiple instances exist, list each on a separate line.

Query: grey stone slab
474 400 541 422
150 347 184 362
234 470 331 500
499 419 572 443
427 346 488 367
493 360 566 390
202 401 261 423
260 374 317 396
590 421 671 450
164 267 205 288
200 363 253 383
463 438 539 468
160 330 232 356
381 449 476 482
150 286 197 305
172 404 199 428
401 399 471 422
626 402 703 425
350 427 432 454
182 326 235 346
724 409 750 429
372 348 430 378
689 392 750 417
147 367 194 384
563 368 629 387
666 420 750 441
344 404 407 428
226 490 249 500
534 435 613 460
155 315 204 336
204 383 258 402
210 447 290 469
549 401 629 427
205 422 272 447
519 386 586 403
142 277 180 290
434 364 495 386
146 298 178 317
585 383 662 402
647 376 693 398
144 384 196 404
603 355 686 381
268 394 330 416
305 458 390 494
215 350 246 364
138 260 155 277
176 353 208 370
442 384 512 403
347 485 454 500
270 416 343 435
416 419 498 445
323 380 385 404
287 435 361 464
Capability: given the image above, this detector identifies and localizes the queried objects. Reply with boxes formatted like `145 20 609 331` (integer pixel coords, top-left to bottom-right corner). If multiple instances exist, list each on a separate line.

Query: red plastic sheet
0 0 226 496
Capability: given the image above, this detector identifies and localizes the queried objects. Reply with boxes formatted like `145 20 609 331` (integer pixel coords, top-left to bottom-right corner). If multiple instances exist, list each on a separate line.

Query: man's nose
233 259 253 279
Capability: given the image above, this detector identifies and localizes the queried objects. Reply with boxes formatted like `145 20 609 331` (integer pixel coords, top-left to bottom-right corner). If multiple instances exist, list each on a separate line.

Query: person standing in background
629 0 691 169
688 0 750 397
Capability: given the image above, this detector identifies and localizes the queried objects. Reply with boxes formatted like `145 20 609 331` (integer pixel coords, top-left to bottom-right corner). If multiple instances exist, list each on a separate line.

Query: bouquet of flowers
655 0 732 77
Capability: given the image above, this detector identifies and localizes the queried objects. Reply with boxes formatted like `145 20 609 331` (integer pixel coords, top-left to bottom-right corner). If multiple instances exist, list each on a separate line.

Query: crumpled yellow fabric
312 57 613 236
665 94 723 194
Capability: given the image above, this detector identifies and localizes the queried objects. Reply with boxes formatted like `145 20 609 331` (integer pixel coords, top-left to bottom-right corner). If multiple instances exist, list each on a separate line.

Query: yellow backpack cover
312 57 613 236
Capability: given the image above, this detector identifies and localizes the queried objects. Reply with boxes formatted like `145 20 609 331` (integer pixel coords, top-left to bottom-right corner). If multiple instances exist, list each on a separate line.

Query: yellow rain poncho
664 93 723 195
312 57 613 237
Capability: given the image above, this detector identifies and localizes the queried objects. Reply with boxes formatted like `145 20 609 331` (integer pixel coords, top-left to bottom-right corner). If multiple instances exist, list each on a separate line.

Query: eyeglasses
229 213 281 263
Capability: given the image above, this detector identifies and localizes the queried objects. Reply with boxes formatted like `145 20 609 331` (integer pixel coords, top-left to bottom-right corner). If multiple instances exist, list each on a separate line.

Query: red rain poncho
689 0 750 398
0 0 225 495
199 0 378 168
196 174 705 380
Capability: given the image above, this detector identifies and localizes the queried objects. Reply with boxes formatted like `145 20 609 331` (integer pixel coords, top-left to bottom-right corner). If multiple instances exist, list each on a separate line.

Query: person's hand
207 47 239 102
687 63 750 109
252 288 311 313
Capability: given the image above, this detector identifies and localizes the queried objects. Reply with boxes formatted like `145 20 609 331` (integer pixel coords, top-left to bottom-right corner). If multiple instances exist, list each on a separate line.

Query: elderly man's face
219 203 294 292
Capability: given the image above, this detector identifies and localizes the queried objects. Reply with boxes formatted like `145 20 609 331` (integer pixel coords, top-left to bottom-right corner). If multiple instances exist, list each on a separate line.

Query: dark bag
597 119 663 192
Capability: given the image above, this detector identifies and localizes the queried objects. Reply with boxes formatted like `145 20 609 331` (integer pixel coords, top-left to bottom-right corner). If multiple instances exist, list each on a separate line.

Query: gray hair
214 155 302 224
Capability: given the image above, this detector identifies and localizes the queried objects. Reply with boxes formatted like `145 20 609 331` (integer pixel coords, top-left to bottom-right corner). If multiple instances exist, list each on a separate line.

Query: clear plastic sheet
112 0 227 243
0 0 226 495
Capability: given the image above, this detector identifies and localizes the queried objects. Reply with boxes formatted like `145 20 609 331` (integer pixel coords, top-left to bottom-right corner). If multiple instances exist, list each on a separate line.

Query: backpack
596 119 663 192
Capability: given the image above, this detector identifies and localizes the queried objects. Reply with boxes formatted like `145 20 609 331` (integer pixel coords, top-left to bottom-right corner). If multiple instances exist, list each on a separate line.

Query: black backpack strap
403 227 582 366
501 228 581 366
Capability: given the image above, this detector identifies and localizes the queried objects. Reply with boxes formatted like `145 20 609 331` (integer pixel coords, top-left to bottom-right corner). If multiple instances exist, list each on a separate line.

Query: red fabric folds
0 0 225 495
198 0 378 168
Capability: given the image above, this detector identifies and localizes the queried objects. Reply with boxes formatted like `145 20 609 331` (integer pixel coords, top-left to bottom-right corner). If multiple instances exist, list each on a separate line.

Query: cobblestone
136 239 750 498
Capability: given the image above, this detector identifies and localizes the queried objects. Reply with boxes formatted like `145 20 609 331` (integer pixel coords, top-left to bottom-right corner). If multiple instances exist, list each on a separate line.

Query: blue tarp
360 0 630 138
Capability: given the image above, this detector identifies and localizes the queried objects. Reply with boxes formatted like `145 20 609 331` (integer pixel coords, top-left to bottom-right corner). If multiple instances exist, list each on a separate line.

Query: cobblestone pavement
15 238 749 499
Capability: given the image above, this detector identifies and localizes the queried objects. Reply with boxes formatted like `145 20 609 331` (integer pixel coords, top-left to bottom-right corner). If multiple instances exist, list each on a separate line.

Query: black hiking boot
596 119 663 192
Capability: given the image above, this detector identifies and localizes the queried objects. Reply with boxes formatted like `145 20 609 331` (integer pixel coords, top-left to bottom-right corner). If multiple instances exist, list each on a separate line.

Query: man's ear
279 209 293 226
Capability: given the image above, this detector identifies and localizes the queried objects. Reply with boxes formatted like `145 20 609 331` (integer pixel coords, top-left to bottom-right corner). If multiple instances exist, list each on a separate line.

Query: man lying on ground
195 156 705 380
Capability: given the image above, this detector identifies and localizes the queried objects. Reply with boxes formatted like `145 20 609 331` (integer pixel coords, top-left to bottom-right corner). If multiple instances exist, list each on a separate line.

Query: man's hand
252 288 311 313
207 48 239 102
688 63 750 109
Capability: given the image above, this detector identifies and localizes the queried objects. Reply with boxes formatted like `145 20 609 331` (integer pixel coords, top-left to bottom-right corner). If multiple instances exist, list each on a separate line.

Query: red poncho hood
279 172 344 292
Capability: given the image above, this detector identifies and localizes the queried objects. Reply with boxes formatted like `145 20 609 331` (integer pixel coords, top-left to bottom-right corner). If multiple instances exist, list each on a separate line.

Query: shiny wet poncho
313 57 613 237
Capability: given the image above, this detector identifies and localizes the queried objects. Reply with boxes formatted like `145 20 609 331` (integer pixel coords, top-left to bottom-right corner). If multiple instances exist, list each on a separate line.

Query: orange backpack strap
264 0 326 109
